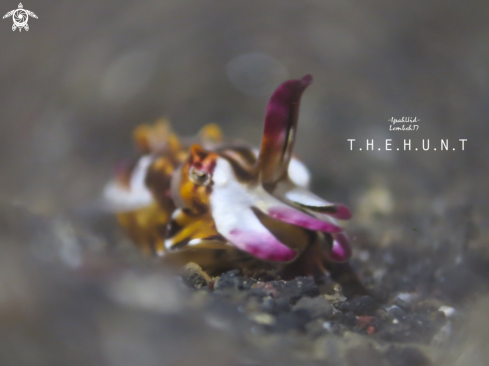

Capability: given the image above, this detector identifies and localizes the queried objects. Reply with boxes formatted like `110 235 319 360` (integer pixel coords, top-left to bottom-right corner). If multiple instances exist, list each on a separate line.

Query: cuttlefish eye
189 167 211 186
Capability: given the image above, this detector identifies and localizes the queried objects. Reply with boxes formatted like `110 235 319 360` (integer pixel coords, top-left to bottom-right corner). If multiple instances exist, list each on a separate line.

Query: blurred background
0 0 488 365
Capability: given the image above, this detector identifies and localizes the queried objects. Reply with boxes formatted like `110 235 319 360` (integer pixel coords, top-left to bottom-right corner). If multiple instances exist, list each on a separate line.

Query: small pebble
214 269 256 291
249 312 276 325
383 305 405 320
292 296 334 320
438 305 456 318
357 316 375 329
393 298 412 312
271 277 319 302
324 292 347 305
337 296 378 316
260 296 290 314
181 262 211 290
396 292 419 304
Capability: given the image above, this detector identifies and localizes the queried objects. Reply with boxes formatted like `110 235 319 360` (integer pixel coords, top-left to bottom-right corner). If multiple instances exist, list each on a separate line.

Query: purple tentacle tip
268 207 343 233
301 74 313 86
228 229 296 262
329 204 352 220
329 233 352 262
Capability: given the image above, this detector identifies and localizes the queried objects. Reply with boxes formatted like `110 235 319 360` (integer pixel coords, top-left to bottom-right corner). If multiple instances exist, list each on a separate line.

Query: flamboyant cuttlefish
103 75 352 276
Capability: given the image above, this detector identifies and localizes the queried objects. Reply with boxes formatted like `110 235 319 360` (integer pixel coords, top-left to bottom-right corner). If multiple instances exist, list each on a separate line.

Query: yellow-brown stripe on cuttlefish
116 202 169 255
133 119 182 155
216 146 258 183
164 208 223 251
144 156 177 209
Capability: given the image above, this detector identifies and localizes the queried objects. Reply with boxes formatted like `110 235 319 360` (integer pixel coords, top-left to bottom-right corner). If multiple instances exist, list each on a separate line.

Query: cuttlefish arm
163 208 227 253
284 187 352 220
251 186 343 233
208 157 298 262
255 74 312 187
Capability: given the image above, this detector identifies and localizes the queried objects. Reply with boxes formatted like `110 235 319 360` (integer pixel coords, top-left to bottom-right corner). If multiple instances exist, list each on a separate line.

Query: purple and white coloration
171 74 353 264
103 75 353 271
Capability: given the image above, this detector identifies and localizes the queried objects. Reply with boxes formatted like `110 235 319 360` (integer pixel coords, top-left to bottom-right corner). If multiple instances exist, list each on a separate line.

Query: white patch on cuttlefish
209 158 296 262
103 155 154 212
287 158 310 188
